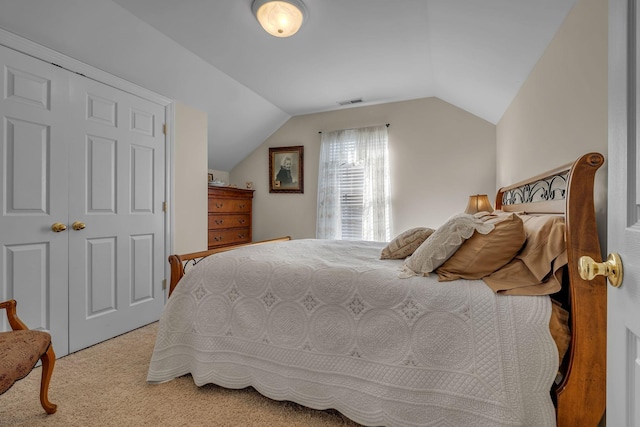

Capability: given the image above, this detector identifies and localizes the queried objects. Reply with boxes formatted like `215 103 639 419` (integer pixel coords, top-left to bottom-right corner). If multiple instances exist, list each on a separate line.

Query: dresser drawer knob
214 236 223 242
215 219 224 225
215 202 223 208
238 219 245 224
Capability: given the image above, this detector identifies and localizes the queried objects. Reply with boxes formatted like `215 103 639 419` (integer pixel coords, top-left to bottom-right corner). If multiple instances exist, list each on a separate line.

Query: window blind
338 161 365 239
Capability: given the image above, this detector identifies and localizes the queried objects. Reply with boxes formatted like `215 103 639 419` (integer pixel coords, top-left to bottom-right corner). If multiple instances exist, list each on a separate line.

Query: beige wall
496 0 608 249
208 169 229 185
229 0 606 246
174 101 208 253
230 97 496 241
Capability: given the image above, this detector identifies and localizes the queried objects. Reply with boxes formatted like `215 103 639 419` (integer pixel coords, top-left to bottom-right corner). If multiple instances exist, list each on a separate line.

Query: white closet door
0 45 70 354
67 74 166 352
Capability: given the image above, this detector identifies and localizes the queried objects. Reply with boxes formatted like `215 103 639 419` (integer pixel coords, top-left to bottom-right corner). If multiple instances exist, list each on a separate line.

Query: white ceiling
111 0 577 122
0 0 578 170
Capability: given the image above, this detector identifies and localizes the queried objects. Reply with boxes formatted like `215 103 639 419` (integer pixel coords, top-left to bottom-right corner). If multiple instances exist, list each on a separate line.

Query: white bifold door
0 44 166 356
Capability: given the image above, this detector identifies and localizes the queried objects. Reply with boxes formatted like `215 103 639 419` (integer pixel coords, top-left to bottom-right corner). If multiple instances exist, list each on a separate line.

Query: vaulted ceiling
0 0 578 170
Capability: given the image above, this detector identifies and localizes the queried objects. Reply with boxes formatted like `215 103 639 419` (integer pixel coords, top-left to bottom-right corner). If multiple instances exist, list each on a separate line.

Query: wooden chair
0 299 57 414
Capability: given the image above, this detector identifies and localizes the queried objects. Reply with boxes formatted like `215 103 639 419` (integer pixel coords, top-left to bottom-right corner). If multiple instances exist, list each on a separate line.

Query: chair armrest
0 299 29 331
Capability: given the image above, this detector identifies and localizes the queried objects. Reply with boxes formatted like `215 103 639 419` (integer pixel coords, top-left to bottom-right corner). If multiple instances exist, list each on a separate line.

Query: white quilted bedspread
147 239 557 426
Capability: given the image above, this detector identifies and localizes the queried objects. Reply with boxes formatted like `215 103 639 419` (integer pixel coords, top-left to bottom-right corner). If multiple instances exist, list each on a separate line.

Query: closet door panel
131 144 154 212
131 234 154 302
0 45 69 354
68 74 165 352
86 237 117 316
87 135 117 212
5 118 49 212
3 244 48 327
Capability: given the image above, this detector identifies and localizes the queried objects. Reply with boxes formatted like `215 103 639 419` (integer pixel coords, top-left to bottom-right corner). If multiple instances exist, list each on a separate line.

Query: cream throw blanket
148 239 557 427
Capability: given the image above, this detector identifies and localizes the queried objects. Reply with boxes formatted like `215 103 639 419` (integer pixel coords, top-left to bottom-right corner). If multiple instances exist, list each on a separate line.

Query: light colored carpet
0 322 361 426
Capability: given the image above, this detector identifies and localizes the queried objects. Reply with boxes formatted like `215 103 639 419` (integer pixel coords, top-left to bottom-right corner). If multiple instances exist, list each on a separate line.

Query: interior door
0 44 70 354
608 1 640 425
67 74 166 352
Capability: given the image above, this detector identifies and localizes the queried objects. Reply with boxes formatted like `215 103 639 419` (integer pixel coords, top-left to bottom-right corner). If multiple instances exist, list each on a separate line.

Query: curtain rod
318 123 390 134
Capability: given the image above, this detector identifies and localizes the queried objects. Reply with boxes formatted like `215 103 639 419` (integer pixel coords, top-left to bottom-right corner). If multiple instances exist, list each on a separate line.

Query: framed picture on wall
269 146 304 193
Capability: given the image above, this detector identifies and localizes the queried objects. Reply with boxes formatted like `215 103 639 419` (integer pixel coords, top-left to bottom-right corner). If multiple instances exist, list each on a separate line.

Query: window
337 146 364 239
316 125 391 241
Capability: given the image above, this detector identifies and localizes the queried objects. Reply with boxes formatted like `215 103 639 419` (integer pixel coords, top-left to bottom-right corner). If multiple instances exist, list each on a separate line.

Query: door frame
0 28 175 296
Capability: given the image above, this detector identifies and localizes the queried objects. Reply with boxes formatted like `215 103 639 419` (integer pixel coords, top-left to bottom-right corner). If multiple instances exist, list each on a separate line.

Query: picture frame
269 146 304 193
208 173 214 182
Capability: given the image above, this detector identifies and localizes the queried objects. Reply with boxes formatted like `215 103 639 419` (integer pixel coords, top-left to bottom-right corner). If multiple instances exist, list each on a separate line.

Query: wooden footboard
167 236 291 297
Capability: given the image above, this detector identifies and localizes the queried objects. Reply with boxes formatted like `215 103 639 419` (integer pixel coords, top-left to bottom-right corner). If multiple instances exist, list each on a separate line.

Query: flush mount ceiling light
252 0 307 38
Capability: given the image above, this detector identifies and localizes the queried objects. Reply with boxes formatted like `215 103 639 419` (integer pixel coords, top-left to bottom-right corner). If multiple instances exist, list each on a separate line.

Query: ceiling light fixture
252 0 307 38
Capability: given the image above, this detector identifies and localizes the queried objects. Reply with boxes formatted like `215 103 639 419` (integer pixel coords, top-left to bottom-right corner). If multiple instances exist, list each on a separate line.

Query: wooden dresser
208 186 254 249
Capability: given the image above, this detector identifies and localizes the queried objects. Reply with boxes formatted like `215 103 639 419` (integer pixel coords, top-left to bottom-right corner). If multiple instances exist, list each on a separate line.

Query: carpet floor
0 322 361 426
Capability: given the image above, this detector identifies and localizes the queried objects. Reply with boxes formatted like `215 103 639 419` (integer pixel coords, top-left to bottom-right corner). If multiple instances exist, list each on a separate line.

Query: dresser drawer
208 198 252 213
208 187 254 249
208 228 251 247
208 213 250 230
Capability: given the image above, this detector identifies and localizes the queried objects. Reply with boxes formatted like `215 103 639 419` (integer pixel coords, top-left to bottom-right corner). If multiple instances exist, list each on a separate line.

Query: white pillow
399 213 495 278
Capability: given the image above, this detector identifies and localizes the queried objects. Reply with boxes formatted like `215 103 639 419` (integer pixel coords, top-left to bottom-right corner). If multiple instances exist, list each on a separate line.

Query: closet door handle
51 222 67 232
72 221 86 231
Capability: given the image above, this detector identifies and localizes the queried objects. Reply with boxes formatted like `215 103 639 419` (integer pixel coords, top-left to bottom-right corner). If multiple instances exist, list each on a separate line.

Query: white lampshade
465 194 494 214
252 0 307 38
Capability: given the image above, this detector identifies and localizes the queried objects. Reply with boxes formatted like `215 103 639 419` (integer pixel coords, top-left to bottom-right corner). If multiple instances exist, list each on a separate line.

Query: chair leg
39 344 57 414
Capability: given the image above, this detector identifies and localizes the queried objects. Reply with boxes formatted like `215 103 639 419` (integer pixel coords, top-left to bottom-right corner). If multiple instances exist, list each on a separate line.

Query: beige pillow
550 299 571 365
482 215 567 296
436 213 525 281
380 227 435 259
517 215 566 281
400 213 495 278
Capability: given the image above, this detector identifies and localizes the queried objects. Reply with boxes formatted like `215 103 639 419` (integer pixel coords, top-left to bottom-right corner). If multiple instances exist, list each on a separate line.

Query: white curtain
316 125 391 241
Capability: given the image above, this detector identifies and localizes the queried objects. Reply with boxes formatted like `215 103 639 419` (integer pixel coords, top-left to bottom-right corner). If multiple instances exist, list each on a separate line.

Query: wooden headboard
496 152 606 426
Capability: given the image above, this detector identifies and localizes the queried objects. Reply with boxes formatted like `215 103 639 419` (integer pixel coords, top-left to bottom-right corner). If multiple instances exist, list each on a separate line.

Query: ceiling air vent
337 98 363 106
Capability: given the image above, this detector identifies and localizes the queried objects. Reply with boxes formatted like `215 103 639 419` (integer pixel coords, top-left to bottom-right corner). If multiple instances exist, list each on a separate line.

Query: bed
148 153 606 426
